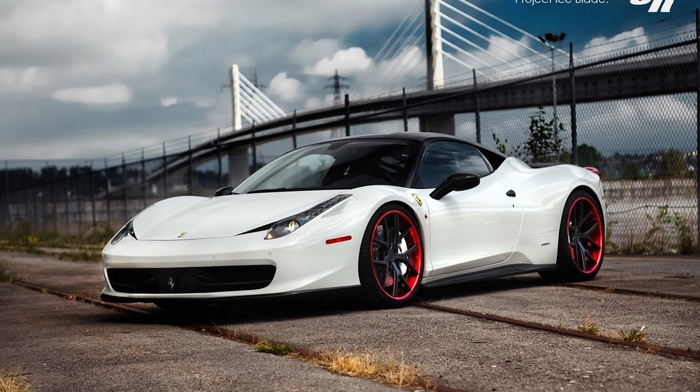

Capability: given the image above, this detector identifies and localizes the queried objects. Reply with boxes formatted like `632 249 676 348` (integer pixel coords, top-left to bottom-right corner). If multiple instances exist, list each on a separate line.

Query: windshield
234 139 419 194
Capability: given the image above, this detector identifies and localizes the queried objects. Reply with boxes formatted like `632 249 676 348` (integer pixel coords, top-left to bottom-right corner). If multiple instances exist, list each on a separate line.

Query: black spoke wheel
541 190 604 282
359 204 423 308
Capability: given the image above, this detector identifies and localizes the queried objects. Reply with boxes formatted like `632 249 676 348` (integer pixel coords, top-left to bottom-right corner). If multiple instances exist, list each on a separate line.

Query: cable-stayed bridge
226 0 695 136
220 0 697 174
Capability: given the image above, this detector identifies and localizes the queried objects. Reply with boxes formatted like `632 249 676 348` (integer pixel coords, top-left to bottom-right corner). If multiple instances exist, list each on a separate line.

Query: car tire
540 190 604 282
358 203 423 308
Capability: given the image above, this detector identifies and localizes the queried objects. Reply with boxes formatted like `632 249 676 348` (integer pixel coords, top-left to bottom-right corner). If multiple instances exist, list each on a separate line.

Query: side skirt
422 264 557 288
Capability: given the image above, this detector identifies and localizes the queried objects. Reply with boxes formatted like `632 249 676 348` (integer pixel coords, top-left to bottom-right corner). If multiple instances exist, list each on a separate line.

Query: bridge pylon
420 0 455 134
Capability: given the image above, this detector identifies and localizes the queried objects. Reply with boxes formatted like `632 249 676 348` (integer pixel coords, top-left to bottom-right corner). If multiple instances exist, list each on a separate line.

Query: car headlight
265 194 351 240
110 220 136 245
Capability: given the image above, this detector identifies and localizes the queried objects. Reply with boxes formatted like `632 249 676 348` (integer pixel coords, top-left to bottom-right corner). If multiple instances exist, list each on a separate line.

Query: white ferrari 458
102 133 605 309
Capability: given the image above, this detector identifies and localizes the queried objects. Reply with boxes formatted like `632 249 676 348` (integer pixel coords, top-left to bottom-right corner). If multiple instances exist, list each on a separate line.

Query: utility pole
326 70 349 105
252 69 266 92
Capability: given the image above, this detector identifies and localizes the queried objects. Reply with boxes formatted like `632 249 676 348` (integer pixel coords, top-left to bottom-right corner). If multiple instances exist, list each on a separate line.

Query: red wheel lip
370 209 423 301
567 196 604 274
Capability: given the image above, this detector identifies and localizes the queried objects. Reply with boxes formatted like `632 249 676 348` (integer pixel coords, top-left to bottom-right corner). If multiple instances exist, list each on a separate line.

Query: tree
523 106 563 163
578 144 603 168
560 144 602 167
491 106 564 163
622 163 641 180
658 149 687 178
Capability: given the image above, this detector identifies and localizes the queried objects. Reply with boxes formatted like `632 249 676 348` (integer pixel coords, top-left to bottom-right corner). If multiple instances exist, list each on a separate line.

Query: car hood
133 190 346 240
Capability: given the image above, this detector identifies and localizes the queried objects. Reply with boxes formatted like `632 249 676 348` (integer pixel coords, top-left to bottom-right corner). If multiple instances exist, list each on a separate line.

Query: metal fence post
251 121 257 174
64 175 70 234
217 128 223 188
122 154 128 225
3 161 8 230
344 94 350 137
188 136 193 194
696 8 700 244
162 143 169 199
76 175 82 235
570 42 578 165
141 149 147 209
105 159 111 231
292 110 298 148
403 88 408 132
90 166 96 232
473 69 481 144
50 164 57 235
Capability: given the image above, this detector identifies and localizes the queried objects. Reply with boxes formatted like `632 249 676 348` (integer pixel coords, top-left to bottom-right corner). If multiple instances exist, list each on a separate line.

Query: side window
416 141 492 188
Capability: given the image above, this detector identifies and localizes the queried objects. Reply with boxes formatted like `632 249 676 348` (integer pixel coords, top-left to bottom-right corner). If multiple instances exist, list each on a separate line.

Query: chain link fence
2 19 699 254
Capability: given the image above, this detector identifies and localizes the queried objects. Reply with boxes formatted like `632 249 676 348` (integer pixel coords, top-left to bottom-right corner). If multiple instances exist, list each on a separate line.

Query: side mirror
214 186 234 197
429 173 480 200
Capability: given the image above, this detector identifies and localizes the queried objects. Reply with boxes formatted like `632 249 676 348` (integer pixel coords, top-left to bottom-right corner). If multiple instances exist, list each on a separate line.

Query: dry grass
314 350 433 391
0 368 31 392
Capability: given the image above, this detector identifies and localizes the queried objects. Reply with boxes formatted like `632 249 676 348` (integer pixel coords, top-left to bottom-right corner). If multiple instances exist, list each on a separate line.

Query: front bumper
101 231 361 302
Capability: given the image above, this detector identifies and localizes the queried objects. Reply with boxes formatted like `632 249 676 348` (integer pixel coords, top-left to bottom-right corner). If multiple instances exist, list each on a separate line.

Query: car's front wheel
358 204 423 308
541 190 604 282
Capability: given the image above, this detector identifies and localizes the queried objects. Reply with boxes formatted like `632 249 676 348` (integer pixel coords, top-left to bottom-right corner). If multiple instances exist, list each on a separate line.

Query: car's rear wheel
541 190 604 282
359 204 423 308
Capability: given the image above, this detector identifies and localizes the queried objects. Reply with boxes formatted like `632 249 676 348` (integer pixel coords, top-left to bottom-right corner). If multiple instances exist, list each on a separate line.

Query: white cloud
268 72 302 102
304 97 324 109
350 45 425 98
161 97 178 107
485 35 531 64
291 39 342 66
305 47 372 76
53 83 132 105
0 0 229 97
0 67 46 93
580 27 649 60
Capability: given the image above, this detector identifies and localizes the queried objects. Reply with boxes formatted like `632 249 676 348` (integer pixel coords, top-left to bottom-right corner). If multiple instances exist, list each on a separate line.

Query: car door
415 141 523 276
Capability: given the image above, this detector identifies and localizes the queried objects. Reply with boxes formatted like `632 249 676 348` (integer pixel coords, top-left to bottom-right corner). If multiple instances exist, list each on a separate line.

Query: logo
167 277 175 291
630 0 674 13
177 231 187 238
412 194 423 207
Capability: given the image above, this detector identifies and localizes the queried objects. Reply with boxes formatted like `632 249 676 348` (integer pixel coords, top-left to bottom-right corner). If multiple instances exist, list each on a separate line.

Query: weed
604 219 620 254
0 228 106 262
643 206 695 255
619 326 647 343
0 368 31 392
254 340 295 356
577 320 601 336
0 260 15 283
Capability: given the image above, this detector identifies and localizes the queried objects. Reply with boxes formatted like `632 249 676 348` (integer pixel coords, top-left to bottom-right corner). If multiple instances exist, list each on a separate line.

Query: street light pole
550 46 557 140
538 32 566 146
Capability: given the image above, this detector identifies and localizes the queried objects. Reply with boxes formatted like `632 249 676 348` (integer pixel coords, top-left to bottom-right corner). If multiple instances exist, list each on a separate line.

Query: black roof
328 132 507 160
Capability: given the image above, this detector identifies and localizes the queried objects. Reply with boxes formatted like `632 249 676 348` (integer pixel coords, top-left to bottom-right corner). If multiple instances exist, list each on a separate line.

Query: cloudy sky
0 0 696 161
